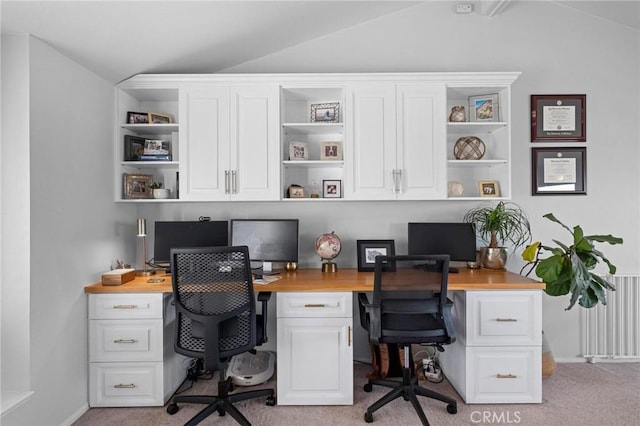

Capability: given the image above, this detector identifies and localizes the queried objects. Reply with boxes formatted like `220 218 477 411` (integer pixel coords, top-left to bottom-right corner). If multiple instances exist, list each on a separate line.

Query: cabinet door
345 84 397 200
277 317 353 405
229 85 280 201
179 87 230 201
396 84 447 199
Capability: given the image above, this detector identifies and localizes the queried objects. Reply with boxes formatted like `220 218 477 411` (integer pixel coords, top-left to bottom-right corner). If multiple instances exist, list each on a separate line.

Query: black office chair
166 246 275 426
358 254 457 425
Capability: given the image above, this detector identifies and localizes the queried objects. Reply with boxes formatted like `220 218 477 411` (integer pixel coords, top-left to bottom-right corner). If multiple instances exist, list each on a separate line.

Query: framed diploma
532 147 586 195
531 95 586 142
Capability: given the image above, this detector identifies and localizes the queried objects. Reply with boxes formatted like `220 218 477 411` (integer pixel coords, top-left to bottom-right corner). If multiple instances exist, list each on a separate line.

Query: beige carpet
74 362 640 426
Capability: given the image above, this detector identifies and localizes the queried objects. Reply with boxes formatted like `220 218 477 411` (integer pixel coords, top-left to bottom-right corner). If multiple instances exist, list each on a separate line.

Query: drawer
89 293 163 319
277 292 353 318
89 362 164 407
466 346 541 403
467 291 541 346
90 319 163 362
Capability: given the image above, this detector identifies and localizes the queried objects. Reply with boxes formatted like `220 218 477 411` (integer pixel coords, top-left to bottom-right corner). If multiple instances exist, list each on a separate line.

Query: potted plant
463 201 532 269
149 182 169 199
521 213 623 310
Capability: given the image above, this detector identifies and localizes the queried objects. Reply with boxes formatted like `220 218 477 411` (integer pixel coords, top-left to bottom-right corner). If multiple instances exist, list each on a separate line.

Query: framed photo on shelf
469 94 499 122
320 142 343 160
148 111 173 124
531 94 586 142
323 180 342 198
532 147 586 195
124 135 146 161
289 142 309 160
143 139 171 155
288 185 305 198
126 111 149 124
311 102 339 123
356 240 396 272
123 173 154 199
478 180 500 197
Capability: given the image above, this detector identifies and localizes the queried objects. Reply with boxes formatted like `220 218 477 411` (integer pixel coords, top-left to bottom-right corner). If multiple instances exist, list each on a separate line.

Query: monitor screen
230 219 299 270
153 221 229 265
408 222 477 262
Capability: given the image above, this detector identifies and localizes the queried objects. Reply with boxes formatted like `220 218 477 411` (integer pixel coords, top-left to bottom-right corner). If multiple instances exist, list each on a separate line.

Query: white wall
0 36 135 425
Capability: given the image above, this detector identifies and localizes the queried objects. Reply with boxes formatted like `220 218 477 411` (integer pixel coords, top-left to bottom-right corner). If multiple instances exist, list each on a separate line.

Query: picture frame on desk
357 240 396 272
123 173 154 199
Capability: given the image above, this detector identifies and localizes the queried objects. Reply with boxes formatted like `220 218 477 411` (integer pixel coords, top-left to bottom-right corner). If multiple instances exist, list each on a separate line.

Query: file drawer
89 293 163 320
277 292 353 318
89 362 163 407
90 319 163 362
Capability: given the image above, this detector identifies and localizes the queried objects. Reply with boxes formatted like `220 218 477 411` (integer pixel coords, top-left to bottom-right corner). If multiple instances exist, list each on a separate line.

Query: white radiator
581 274 640 362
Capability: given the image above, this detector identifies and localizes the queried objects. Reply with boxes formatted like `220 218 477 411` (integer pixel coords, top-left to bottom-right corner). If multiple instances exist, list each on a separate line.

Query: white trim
1 390 35 417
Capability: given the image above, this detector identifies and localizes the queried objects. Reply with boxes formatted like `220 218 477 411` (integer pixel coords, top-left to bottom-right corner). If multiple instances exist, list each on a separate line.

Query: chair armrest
257 292 272 343
442 299 456 343
358 292 381 344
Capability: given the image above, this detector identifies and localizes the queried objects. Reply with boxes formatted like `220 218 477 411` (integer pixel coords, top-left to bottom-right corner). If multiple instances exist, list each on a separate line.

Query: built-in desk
85 268 544 406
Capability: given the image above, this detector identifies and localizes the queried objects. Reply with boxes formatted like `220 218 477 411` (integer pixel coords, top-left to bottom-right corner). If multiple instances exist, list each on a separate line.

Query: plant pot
153 188 170 199
479 247 507 270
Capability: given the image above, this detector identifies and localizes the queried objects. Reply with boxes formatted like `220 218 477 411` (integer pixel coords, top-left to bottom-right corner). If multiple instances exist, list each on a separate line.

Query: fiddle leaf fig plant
521 213 623 310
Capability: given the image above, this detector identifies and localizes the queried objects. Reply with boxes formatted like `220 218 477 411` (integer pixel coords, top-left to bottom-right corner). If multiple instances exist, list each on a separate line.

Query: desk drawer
90 319 163 362
277 292 353 318
466 346 541 403
89 293 163 320
467 291 541 346
89 362 164 407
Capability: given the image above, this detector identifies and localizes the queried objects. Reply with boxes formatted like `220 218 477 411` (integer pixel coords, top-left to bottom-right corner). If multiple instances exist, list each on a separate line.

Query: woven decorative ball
454 136 485 160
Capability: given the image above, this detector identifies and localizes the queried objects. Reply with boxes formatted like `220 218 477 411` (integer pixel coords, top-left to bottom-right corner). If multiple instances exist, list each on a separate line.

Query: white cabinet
88 293 186 407
179 85 280 201
276 292 353 405
345 83 447 200
439 290 542 404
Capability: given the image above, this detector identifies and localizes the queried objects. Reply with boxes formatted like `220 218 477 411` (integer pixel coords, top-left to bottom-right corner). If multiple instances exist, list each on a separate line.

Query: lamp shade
137 218 147 237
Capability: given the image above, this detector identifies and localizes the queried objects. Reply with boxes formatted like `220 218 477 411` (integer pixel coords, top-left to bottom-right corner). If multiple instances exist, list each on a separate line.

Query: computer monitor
230 219 299 273
408 222 477 262
153 221 229 267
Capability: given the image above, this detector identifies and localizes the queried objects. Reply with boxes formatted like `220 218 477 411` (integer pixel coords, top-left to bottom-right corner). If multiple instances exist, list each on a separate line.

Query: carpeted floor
74 361 640 425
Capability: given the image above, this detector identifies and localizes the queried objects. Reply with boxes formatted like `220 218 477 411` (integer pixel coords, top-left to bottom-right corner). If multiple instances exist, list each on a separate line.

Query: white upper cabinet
345 82 446 200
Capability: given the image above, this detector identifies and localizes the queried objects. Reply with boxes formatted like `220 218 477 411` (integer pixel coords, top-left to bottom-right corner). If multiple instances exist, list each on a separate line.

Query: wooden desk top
84 268 544 294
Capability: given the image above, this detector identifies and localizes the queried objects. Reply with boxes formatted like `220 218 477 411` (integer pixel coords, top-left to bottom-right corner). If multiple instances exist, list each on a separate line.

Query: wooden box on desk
101 269 135 286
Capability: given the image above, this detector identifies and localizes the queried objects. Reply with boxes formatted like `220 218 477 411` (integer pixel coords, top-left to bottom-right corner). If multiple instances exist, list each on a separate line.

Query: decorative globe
314 231 342 262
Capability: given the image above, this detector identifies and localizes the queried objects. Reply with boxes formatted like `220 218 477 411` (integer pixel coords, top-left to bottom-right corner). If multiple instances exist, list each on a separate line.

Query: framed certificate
531 95 586 142
532 147 586 195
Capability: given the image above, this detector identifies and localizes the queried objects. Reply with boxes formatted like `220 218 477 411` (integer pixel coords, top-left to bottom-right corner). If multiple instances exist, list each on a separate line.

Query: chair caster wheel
447 404 457 414
363 383 373 392
364 412 374 423
166 403 179 415
218 408 226 417
266 396 276 406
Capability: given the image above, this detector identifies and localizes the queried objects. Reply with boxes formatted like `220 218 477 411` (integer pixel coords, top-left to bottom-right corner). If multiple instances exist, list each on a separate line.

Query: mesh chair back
171 246 256 369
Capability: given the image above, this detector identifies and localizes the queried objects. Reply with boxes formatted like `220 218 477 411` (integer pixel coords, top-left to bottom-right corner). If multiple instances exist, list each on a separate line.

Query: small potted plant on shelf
463 201 532 269
521 213 623 310
149 182 169 199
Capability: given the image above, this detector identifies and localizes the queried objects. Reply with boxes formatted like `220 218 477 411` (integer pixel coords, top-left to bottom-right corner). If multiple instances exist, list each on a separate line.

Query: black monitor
153 221 229 266
230 219 299 273
408 222 477 262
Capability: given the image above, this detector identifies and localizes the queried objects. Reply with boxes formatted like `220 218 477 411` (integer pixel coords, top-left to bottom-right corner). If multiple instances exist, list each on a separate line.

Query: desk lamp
136 218 153 276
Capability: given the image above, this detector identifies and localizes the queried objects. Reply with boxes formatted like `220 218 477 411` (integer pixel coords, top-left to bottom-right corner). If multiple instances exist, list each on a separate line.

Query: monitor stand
253 262 280 277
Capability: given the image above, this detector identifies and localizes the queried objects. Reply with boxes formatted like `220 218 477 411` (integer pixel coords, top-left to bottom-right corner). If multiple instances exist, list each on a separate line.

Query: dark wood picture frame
126 111 149 124
532 147 587 195
531 94 586 142
357 240 396 272
124 135 146 161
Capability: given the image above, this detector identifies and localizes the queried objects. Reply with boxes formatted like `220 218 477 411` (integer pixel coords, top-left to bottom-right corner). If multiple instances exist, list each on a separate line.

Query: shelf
447 159 507 167
121 161 178 169
282 123 343 134
447 122 507 134
283 160 344 168
121 123 179 135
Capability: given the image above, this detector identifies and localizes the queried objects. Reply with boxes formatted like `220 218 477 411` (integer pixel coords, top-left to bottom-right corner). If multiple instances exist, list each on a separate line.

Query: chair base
167 376 275 426
363 367 457 426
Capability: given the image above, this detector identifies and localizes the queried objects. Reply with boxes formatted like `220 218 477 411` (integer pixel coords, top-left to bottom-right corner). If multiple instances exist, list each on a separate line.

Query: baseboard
555 357 640 363
60 403 89 426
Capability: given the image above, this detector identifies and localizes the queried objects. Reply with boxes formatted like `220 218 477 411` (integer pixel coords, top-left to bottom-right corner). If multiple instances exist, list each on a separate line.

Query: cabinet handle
496 374 517 379
225 170 230 194
114 339 137 344
496 318 518 322
114 383 136 389
348 326 352 347
231 170 237 194
304 303 326 308
392 169 402 193
112 304 137 309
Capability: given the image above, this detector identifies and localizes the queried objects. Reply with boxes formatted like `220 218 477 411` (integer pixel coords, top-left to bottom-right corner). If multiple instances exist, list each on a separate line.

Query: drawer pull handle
496 318 518 322
496 374 517 379
114 383 136 389
114 339 137 344
348 326 352 347
113 304 137 309
304 304 326 308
